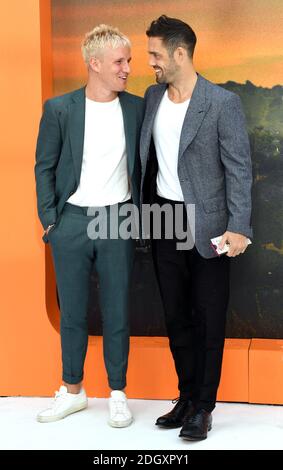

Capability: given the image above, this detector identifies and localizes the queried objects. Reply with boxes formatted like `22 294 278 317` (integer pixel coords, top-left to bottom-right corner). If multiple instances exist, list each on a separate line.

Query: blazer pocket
203 196 227 214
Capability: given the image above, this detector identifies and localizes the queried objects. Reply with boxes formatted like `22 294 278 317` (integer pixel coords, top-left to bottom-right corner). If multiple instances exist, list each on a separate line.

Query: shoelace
186 412 201 425
51 390 68 410
111 399 127 416
54 390 67 400
189 415 197 424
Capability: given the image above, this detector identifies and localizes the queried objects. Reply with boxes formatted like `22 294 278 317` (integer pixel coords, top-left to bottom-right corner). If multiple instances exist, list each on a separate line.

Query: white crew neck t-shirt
153 90 191 201
68 96 131 207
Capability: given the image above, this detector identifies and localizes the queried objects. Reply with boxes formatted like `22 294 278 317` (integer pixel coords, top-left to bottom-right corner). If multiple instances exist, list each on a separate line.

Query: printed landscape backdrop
51 0 283 338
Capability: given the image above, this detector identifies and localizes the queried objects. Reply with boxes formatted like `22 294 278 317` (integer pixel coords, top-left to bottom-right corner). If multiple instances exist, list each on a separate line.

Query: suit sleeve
34 100 62 229
218 93 253 238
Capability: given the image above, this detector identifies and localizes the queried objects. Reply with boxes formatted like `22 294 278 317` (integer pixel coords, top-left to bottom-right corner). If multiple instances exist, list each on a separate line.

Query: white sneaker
108 390 133 428
37 385 88 423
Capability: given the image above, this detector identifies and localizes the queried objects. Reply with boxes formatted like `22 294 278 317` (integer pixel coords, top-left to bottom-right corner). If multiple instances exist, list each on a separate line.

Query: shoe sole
179 425 212 441
37 402 88 423
155 422 183 429
108 417 133 428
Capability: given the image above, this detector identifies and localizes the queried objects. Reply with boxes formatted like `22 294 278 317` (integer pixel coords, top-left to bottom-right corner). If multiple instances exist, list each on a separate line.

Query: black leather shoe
179 409 212 440
155 397 194 428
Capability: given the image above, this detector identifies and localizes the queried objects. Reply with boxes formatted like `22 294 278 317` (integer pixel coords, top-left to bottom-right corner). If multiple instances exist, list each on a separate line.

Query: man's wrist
45 223 55 234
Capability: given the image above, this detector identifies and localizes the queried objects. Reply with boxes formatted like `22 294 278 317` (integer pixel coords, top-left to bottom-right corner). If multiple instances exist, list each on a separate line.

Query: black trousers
152 195 230 412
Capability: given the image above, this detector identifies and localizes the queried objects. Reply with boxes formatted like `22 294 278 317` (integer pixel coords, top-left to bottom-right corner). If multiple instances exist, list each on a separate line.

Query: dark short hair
146 15 196 58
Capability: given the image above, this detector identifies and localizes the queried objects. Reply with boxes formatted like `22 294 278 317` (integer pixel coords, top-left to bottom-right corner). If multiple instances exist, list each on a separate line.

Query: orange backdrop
0 0 282 404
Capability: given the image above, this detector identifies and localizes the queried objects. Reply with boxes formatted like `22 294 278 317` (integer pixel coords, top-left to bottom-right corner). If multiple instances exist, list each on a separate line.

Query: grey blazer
140 74 253 258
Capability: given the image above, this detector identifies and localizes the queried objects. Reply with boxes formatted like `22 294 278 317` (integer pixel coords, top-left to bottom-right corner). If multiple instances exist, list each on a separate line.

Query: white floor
1 397 282 450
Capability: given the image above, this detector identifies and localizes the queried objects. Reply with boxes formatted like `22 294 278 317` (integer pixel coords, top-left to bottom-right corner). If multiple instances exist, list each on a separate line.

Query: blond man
35 25 144 426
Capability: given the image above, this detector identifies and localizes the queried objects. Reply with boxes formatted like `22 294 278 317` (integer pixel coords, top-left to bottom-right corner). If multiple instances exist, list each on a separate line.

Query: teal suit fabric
35 88 144 387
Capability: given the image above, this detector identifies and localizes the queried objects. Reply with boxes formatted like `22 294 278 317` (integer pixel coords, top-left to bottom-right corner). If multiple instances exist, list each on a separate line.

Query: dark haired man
140 15 252 440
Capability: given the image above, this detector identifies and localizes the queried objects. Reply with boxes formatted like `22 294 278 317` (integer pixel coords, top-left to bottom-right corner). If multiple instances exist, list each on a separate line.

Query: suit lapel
178 74 210 160
119 92 137 178
69 87 86 185
140 84 166 164
68 89 138 183
141 77 210 165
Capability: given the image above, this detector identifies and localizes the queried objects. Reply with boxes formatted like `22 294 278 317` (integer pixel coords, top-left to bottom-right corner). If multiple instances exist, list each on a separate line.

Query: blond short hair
81 24 131 64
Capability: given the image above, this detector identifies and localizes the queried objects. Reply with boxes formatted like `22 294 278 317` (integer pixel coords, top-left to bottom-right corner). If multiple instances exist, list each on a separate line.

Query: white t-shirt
153 90 190 201
68 96 131 207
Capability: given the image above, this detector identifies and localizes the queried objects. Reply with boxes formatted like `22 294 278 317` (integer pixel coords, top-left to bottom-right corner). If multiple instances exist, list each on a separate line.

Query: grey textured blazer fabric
140 74 253 258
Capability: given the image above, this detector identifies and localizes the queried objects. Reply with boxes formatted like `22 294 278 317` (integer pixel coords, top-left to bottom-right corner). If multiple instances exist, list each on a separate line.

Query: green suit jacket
35 87 144 239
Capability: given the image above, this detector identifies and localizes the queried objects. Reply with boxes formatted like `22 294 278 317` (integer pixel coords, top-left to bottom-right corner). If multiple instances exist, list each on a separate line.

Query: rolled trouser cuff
62 373 84 385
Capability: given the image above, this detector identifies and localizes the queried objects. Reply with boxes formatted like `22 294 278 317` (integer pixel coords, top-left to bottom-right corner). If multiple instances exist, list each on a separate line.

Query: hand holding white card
211 235 252 255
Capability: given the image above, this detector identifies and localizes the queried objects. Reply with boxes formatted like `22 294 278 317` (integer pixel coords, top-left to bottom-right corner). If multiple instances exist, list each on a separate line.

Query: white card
211 235 252 255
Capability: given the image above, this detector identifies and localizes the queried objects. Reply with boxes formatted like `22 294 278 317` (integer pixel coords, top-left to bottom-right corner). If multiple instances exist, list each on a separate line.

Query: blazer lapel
178 74 211 160
68 89 140 183
119 92 137 178
140 84 166 164
69 87 86 185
